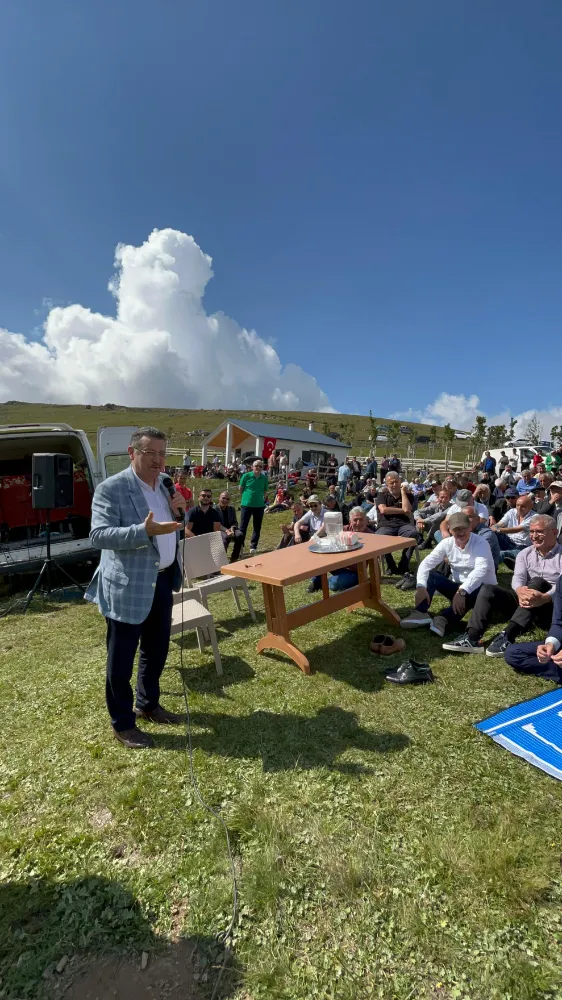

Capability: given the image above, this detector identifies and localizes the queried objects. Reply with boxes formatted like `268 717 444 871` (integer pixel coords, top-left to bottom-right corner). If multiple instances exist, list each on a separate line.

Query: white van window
104 454 131 477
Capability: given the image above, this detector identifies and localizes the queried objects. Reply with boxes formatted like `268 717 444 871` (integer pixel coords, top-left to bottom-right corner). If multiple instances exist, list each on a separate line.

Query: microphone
162 475 184 522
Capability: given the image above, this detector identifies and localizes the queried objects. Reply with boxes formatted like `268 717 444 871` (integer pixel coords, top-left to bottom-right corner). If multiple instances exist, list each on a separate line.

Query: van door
97 426 138 480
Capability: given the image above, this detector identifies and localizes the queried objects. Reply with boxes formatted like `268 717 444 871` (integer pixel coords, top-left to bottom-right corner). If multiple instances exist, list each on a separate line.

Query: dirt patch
61 941 202 1000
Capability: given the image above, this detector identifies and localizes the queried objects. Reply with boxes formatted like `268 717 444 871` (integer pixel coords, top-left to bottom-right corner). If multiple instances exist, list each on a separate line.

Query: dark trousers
239 505 265 549
505 642 562 683
419 513 447 549
221 528 244 562
105 566 174 731
497 533 528 556
375 523 421 574
417 570 480 627
466 577 552 642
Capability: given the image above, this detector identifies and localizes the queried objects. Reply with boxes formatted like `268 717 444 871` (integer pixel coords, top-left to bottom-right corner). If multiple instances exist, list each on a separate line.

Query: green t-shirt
545 453 561 474
240 471 269 508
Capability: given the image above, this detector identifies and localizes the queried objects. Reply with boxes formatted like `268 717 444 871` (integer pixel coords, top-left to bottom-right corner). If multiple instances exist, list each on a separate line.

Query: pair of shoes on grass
385 659 434 685
394 572 416 591
370 633 406 656
441 631 511 657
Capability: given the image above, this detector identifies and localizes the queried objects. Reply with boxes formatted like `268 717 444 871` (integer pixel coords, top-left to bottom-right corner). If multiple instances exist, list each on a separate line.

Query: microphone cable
176 567 239 999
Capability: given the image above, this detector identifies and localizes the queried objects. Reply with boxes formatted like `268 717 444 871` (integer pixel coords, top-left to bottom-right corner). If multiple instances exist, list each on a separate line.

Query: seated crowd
175 448 562 686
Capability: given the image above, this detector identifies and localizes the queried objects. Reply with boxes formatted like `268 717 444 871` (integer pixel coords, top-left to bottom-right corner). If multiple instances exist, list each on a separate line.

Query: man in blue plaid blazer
85 427 186 749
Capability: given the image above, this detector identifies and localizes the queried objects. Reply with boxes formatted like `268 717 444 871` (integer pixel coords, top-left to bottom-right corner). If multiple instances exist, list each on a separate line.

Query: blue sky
1 0 561 428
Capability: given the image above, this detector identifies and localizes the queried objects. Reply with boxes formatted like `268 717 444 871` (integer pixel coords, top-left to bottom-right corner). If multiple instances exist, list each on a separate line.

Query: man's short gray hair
130 426 166 449
530 514 557 531
349 506 365 517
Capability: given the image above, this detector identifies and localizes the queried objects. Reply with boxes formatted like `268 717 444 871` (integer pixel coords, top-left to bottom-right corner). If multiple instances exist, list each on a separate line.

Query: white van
0 424 136 578
481 442 550 472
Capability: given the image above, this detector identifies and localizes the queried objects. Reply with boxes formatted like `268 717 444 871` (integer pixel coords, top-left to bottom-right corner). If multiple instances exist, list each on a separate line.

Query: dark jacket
214 504 238 530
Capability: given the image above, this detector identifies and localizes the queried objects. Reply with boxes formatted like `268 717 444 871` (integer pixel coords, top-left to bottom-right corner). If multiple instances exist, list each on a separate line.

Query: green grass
2 509 562 999
0 401 474 464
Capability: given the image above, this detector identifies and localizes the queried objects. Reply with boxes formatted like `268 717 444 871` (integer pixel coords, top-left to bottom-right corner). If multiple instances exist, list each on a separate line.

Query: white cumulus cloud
392 393 562 440
0 228 335 412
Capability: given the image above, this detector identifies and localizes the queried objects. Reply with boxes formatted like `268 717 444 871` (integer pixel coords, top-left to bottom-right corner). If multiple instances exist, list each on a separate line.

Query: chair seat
170 598 213 634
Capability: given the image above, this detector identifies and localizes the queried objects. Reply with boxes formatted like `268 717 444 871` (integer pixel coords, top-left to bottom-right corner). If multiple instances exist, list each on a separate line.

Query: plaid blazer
85 465 183 624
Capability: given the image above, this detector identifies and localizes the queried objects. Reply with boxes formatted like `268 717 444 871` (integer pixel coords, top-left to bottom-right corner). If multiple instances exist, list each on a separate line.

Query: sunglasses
309 503 320 508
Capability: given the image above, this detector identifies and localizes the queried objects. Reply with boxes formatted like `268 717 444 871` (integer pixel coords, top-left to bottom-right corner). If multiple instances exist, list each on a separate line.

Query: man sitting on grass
489 492 534 565
504 575 562 683
516 468 539 494
416 488 453 550
375 472 421 587
442 514 562 656
214 491 244 563
400 512 497 638
277 500 306 548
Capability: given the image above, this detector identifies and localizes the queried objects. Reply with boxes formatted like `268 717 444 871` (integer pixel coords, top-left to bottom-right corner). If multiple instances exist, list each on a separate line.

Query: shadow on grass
152 705 410 771
0 875 240 1000
160 657 256 700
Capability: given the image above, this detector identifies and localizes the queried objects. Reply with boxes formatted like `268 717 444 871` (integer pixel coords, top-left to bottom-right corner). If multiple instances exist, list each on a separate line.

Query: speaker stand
23 513 85 613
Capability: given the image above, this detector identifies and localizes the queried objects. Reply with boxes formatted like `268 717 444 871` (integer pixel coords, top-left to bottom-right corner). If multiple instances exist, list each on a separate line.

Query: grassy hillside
0 401 473 462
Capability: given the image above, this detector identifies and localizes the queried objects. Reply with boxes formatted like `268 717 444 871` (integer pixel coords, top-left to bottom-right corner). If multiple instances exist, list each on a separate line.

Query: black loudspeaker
32 453 74 509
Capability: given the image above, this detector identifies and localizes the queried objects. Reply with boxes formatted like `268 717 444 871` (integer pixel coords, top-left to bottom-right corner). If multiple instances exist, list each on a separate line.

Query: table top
222 531 416 587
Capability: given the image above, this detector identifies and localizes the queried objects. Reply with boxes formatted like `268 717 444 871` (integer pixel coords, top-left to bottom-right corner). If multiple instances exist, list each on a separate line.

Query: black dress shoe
113 726 154 749
135 706 183 725
385 659 434 685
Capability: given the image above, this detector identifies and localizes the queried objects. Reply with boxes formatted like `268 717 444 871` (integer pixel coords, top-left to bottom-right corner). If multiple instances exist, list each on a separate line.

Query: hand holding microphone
162 475 186 522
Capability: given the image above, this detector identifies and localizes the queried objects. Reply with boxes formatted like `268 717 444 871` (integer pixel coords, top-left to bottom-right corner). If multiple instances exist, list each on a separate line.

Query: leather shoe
385 659 434 685
379 636 406 657
369 633 387 654
113 726 154 749
135 705 183 725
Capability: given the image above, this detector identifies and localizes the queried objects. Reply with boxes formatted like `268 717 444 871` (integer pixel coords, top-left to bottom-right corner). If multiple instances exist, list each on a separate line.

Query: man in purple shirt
442 513 562 656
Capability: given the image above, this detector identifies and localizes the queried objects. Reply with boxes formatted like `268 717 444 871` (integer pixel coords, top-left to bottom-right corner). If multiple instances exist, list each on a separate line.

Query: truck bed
0 536 98 576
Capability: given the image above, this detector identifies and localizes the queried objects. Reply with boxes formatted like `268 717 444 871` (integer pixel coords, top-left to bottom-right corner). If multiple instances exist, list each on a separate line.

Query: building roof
204 418 349 449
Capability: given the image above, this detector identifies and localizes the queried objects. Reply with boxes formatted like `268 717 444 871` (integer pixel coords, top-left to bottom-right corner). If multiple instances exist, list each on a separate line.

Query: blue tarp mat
475 688 562 781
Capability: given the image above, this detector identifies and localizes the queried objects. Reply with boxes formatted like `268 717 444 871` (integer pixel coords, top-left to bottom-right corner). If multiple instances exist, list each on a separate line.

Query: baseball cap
448 512 470 530
531 484 546 493
550 481 562 490
455 489 473 504
307 494 320 504
505 487 518 497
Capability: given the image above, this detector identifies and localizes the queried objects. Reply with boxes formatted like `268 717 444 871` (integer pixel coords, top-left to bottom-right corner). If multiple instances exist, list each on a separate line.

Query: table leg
346 557 401 624
256 584 311 675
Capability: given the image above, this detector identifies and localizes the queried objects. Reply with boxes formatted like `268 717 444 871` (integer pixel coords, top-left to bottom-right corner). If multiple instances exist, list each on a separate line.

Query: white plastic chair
170 597 222 674
177 532 256 621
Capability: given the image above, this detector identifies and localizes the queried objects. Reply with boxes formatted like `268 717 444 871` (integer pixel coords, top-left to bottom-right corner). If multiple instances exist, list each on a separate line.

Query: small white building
201 418 349 468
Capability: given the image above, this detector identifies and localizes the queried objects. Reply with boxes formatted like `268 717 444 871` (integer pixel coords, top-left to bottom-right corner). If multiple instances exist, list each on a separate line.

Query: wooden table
221 532 415 674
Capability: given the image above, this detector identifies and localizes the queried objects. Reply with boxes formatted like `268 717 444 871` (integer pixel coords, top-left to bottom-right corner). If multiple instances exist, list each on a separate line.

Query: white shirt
134 471 176 570
497 507 533 547
447 500 489 521
299 507 325 533
417 533 497 595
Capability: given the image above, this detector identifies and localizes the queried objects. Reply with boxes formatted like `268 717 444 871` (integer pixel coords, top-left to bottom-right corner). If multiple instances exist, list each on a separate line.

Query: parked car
0 423 136 578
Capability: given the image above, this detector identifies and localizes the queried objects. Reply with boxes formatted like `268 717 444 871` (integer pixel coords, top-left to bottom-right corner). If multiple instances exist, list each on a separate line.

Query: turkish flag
262 437 277 459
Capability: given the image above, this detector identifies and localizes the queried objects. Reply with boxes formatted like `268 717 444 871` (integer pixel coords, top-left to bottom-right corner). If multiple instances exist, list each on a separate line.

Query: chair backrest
182 532 228 584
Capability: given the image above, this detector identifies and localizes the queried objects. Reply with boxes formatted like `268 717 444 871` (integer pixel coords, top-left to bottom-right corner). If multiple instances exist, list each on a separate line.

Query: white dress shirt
134 471 176 570
447 500 489 521
417 533 497 594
